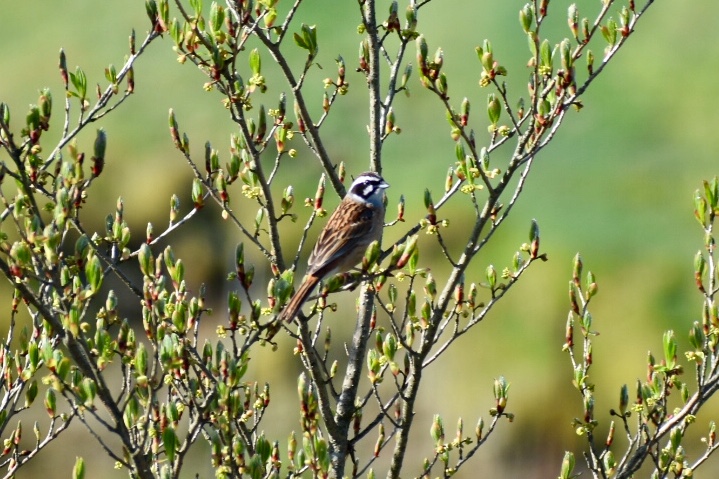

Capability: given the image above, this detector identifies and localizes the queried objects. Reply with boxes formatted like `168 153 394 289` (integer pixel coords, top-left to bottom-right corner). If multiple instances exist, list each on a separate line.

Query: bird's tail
278 275 320 322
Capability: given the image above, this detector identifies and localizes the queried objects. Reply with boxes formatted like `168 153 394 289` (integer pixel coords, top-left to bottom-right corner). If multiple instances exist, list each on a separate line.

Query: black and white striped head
347 171 389 206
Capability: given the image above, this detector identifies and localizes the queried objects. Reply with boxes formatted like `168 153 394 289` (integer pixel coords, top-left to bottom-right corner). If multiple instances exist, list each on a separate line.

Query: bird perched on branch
279 171 389 322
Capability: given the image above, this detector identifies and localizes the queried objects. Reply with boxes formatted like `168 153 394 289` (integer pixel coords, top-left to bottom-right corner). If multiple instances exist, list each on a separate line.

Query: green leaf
73 457 86 479
85 254 103 295
293 32 308 50
25 380 38 407
210 2 224 34
539 39 553 71
138 243 154 277
44 388 56 417
256 434 271 463
163 426 178 463
302 24 318 57
69 67 87 100
249 48 261 75
189 0 202 16
81 378 97 407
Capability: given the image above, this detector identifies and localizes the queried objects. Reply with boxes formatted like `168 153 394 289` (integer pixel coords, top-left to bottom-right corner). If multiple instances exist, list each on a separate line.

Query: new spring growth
374 423 385 457
476 41 506 86
455 142 468 180
396 194 405 222
90 129 106 178
567 4 579 41
395 235 418 270
400 64 412 95
424 188 436 225
617 383 630 417
247 48 266 93
492 376 510 415
293 100 305 133
235 243 246 284
565 312 574 350
383 332 398 362
580 310 592 334
468 282 478 310
688 321 705 355
600 18 618 50
560 38 573 76
572 253 583 287
460 97 470 126
520 4 533 33
430 414 444 446
293 24 318 60
538 39 554 76
169 194 180 224
602 419 615 448
385 1 400 32
168 109 184 153
512 251 524 273
255 105 267 143
59 49 68 88
445 167 453 192
138 243 154 278
281 186 294 215
191 178 204 209
487 93 501 127
367 349 381 384
433 47 444 77
618 7 632 37
385 108 396 135
387 244 403 270
703 176 719 211
486 265 497 292
475 417 484 441
663 330 678 370
424 273 437 303
559 452 575 479
44 388 56 417
114 197 124 237
585 270 597 300
708 422 717 448
420 299 431 328
529 219 540 258
362 240 381 271
255 208 265 233
454 277 464 313
338 162 346 183
455 417 464 446
405 2 417 32
38 88 52 129
603 451 617 475
73 457 85 479
358 39 370 72
313 174 325 214
328 56 345 91
69 66 88 106
416 35 429 86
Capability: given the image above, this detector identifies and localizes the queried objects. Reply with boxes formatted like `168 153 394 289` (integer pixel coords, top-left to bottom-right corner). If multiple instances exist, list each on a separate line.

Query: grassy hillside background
1 0 718 477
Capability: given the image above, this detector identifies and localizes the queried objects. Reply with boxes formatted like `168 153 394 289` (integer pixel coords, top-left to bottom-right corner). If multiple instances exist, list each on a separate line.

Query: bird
279 171 390 322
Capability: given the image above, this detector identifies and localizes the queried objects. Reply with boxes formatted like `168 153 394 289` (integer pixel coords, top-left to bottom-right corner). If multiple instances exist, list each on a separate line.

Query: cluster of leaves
0 0 663 478
560 179 719 479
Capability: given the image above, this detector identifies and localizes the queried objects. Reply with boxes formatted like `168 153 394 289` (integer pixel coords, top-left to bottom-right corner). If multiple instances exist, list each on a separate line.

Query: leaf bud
520 4 533 33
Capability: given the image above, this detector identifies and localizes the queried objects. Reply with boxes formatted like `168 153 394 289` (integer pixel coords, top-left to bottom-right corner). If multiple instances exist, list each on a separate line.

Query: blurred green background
1 0 718 477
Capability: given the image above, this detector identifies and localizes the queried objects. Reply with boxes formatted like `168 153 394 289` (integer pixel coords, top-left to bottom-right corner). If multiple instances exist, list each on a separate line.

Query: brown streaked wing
307 199 375 277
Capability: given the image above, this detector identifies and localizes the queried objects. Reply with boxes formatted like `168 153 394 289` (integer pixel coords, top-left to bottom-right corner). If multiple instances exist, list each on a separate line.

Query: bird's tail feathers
278 275 320 322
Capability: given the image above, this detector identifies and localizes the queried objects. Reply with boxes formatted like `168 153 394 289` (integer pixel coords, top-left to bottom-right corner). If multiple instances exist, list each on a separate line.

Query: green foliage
1 0 703 478
561 179 719 477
